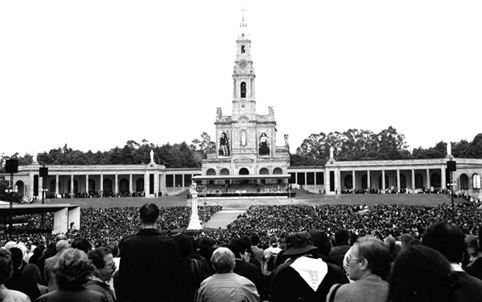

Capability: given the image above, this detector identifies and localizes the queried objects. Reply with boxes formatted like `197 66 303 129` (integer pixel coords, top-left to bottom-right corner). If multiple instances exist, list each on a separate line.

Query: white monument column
70 175 74 195
154 173 159 196
352 170 356 193
129 174 133 194
86 175 89 194
441 166 446 190
115 174 119 194
100 175 104 193
411 170 415 190
367 170 371 191
55 175 59 196
397 170 401 192
187 181 203 230
382 170 386 193
426 169 430 190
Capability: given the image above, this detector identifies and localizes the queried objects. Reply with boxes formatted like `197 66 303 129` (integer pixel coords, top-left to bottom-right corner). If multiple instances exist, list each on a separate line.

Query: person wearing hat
325 236 391 302
269 232 348 302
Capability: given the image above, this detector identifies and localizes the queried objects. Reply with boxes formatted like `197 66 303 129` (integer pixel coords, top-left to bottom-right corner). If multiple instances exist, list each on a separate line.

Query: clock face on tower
239 61 247 69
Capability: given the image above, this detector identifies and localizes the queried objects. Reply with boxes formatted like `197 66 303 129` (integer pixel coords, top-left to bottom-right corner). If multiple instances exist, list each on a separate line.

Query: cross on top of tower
240 7 247 29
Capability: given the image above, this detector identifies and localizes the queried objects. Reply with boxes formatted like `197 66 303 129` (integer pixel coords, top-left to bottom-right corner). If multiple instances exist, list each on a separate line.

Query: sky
1 1 481 157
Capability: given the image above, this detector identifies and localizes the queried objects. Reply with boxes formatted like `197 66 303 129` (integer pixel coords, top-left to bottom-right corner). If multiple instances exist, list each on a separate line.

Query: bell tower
232 8 256 120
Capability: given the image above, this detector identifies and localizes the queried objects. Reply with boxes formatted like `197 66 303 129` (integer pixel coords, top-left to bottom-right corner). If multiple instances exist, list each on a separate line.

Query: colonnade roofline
326 157 482 168
17 164 166 173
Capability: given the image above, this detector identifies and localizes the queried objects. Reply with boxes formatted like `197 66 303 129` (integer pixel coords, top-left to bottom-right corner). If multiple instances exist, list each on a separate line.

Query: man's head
335 229 350 246
349 236 391 281
250 235 260 246
71 238 92 254
56 240 70 254
211 247 236 274
139 203 159 226
88 247 115 282
466 236 481 263
228 238 248 259
309 230 331 257
422 222 465 264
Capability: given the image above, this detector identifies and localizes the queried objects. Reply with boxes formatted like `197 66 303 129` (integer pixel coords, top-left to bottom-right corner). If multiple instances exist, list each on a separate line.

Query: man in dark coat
423 222 482 301
118 203 182 302
269 232 349 302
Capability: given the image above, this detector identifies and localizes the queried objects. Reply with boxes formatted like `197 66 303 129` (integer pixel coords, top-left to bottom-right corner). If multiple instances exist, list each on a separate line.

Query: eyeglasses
349 257 364 263
106 261 116 270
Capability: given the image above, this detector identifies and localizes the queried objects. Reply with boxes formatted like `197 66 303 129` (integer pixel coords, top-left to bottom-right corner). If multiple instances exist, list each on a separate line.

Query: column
182 174 185 188
397 170 401 193
85 175 89 194
144 171 149 196
70 175 74 195
160 173 166 193
100 174 104 193
441 166 446 190
352 170 356 193
382 170 386 193
115 174 119 194
29 173 34 198
335 168 340 194
173 174 176 189
304 172 307 187
295 173 298 185
154 173 159 196
367 170 371 192
324 169 330 193
129 174 133 194
252 78 255 98
426 169 430 191
55 175 59 195
411 170 415 190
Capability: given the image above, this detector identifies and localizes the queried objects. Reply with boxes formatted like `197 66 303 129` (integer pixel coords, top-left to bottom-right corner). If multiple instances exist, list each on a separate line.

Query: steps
203 208 247 229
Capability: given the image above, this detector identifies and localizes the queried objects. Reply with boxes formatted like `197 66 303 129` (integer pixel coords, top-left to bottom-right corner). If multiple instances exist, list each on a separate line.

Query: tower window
241 45 245 54
241 82 246 98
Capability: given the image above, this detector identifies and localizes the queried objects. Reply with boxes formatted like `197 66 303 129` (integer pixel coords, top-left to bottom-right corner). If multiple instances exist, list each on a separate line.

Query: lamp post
39 166 48 229
447 160 456 224
5 159 18 236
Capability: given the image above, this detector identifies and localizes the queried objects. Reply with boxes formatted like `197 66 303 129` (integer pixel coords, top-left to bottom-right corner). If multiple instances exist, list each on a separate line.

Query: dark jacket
465 258 482 281
270 255 349 302
118 229 182 302
37 288 106 302
85 279 116 302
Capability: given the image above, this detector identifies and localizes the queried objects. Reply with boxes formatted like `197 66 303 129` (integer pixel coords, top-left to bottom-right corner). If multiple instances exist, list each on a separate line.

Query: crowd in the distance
0 201 482 301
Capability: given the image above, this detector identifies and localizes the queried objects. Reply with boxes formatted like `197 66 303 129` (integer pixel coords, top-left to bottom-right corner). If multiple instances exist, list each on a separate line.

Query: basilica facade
2 14 482 201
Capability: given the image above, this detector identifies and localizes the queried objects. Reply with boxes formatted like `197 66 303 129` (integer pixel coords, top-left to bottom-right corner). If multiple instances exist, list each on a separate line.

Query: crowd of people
0 202 482 301
199 183 289 196
0 200 482 301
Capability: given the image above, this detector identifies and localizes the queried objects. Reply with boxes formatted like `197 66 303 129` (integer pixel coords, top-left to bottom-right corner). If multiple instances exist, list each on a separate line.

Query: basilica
3 13 482 202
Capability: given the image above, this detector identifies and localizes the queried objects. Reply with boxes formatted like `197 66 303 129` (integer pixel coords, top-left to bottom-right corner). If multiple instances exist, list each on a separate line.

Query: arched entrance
239 168 249 175
50 179 56 194
460 174 469 190
88 179 96 194
473 173 481 189
207 169 216 176
344 175 353 189
15 181 24 195
220 168 230 175
259 168 269 175
119 178 129 194
430 173 441 188
400 174 407 189
136 178 144 192
361 174 368 189
273 168 283 174
415 173 424 188
103 179 112 193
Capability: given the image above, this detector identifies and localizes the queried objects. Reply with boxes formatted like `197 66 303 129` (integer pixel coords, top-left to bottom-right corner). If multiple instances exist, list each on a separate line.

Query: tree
462 133 482 158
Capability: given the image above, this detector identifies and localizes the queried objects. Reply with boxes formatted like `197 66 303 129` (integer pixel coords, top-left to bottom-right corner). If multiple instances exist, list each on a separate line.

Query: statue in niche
268 106 274 115
219 132 230 156
241 129 247 147
259 133 270 156
217 107 222 118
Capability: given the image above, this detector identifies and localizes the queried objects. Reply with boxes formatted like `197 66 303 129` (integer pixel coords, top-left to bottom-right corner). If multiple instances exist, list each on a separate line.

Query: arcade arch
207 169 216 176
220 168 230 175
460 174 469 190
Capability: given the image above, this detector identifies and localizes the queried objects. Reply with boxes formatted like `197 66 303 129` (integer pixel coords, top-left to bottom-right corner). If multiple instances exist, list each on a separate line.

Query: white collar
450 263 464 272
